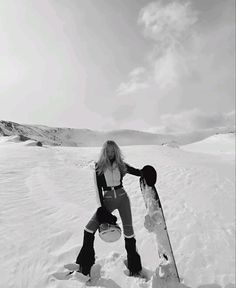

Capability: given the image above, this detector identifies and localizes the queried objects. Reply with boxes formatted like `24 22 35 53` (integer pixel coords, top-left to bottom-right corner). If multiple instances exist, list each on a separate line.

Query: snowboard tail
140 177 180 282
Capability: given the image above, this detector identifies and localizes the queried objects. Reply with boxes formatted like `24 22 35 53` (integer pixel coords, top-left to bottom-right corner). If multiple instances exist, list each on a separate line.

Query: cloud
116 67 149 95
114 1 235 132
117 1 198 94
138 1 197 46
155 109 236 133
112 104 135 122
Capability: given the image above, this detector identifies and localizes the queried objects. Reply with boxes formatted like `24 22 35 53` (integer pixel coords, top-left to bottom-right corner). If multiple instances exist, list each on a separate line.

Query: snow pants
85 188 135 238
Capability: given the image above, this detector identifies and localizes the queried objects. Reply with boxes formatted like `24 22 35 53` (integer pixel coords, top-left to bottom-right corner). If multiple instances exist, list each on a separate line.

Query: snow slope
0 134 235 288
182 133 235 155
0 120 175 147
1 120 235 147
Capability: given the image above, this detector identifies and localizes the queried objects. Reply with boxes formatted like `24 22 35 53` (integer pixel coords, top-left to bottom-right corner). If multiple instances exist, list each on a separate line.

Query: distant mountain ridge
0 120 234 147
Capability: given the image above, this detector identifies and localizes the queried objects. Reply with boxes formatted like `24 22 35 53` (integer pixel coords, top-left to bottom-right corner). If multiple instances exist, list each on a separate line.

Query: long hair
96 140 127 175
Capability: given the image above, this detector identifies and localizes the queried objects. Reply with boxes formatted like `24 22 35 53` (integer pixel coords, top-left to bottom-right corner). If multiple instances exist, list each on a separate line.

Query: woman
75 140 143 277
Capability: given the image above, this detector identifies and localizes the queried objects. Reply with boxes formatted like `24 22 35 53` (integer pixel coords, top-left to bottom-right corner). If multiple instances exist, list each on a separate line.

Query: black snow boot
125 237 142 276
75 230 95 276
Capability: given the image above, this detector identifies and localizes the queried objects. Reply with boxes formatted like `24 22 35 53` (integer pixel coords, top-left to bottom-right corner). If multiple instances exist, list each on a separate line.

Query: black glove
96 207 117 225
139 169 144 178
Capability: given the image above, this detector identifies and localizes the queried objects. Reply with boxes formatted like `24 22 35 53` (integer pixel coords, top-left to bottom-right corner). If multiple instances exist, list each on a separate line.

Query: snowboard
139 177 180 283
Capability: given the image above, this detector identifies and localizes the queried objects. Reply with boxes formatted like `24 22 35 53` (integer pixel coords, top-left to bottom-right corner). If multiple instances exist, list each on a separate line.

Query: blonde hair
96 140 127 175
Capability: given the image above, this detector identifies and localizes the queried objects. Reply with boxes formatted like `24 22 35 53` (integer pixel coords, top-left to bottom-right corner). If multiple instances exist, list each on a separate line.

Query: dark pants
76 188 142 275
85 188 135 238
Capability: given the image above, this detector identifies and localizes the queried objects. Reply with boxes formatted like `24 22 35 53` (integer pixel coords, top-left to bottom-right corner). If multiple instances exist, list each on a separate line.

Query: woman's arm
94 163 104 207
125 163 143 177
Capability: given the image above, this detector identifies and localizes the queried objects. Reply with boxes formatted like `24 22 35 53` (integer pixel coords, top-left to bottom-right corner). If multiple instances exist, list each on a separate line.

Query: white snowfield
0 134 235 288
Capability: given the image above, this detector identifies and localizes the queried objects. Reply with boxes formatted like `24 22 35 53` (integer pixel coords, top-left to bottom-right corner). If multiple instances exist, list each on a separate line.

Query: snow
0 133 235 288
1 120 235 147
181 133 235 155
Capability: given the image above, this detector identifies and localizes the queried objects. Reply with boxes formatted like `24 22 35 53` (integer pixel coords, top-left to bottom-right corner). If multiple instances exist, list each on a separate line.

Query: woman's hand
96 207 117 225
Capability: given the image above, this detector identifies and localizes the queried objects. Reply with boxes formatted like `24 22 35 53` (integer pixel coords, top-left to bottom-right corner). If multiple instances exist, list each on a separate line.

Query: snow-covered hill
0 133 235 288
182 133 235 155
1 120 234 147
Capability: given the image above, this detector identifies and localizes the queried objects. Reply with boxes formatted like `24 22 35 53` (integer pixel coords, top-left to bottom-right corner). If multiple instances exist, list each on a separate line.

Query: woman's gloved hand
96 207 117 225
139 169 144 178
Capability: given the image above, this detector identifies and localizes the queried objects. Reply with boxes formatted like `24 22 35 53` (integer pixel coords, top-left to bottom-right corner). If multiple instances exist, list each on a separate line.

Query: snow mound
162 141 180 148
0 135 20 143
0 135 42 147
181 133 235 155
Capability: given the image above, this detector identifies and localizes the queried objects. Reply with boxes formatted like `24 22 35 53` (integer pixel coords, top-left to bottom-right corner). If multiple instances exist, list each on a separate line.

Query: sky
0 0 235 133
